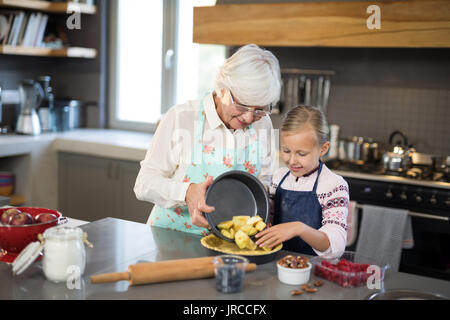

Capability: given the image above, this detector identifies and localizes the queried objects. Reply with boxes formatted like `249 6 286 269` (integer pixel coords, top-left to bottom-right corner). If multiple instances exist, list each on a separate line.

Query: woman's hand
254 222 303 249
185 176 215 228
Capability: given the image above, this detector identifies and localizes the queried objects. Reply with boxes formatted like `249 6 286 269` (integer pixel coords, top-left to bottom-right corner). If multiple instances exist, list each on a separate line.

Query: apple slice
246 215 263 226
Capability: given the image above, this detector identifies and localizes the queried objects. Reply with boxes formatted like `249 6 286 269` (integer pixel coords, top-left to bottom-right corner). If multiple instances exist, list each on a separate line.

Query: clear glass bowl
310 251 390 288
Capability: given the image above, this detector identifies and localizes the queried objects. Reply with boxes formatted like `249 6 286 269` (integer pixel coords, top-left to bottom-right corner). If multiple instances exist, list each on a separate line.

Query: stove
326 160 450 281
327 160 449 184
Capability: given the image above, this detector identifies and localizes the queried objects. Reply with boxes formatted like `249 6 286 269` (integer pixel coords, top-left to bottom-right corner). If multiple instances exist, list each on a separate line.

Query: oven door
346 205 450 281
345 177 450 281
399 213 450 281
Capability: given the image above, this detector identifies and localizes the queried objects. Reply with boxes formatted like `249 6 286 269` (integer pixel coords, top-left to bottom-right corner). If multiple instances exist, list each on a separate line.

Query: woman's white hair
214 44 281 108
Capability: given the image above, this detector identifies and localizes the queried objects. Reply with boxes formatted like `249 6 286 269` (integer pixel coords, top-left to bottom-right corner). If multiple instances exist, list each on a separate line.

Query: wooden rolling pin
90 256 257 286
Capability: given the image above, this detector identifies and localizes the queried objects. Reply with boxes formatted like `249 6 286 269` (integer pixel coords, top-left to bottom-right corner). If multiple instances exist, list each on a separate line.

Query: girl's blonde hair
281 105 329 145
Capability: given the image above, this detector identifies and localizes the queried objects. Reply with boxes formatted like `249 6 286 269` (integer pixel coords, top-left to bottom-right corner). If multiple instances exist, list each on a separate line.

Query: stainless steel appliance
54 99 83 131
37 76 55 132
16 80 44 135
382 130 412 174
433 156 450 182
331 160 450 281
338 136 380 165
279 68 335 114
67 100 83 129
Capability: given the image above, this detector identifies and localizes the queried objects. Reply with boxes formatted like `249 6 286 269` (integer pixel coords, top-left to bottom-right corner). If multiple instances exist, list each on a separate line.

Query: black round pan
203 246 282 265
204 170 269 243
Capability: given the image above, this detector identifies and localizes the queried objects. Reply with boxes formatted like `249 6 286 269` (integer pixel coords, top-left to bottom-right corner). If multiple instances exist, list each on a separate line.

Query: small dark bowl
205 170 269 242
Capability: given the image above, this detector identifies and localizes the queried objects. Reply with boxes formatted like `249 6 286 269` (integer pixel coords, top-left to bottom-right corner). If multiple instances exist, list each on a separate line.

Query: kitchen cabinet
58 152 153 223
115 160 154 223
193 0 450 48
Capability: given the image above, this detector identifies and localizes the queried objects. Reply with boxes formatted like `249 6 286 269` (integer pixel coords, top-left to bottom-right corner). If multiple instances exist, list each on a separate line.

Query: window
175 0 225 105
109 0 225 132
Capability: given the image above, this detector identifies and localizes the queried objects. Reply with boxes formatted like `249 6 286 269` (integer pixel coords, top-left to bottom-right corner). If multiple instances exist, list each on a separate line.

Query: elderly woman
134 44 281 236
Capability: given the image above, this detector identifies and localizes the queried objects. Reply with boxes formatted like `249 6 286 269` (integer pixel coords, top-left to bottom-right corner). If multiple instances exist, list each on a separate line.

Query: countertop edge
0 129 152 162
52 139 148 162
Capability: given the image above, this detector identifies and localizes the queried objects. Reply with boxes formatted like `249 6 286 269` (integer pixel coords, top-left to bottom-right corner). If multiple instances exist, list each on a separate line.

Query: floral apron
148 99 262 235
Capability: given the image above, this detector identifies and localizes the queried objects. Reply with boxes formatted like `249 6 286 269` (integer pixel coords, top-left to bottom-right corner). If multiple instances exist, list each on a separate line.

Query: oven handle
355 204 449 221
407 211 449 221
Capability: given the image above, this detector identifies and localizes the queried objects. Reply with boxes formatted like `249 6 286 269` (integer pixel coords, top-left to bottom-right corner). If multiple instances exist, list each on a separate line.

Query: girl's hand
185 176 215 228
254 222 303 249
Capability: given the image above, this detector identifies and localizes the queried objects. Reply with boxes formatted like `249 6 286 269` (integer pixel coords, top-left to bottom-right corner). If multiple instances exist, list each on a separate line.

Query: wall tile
324 85 450 156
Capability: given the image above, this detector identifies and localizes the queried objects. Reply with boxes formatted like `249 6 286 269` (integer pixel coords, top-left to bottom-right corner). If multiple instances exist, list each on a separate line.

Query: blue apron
274 161 323 255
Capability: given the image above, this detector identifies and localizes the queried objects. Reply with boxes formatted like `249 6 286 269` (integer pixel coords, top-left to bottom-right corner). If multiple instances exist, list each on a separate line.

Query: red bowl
0 207 66 254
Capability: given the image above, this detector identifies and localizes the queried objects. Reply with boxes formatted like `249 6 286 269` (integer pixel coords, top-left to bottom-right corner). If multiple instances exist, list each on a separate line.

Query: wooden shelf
0 0 96 14
9 194 26 206
194 0 450 48
0 45 97 58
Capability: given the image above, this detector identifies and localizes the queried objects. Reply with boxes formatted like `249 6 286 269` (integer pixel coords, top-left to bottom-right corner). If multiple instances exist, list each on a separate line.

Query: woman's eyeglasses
229 91 272 117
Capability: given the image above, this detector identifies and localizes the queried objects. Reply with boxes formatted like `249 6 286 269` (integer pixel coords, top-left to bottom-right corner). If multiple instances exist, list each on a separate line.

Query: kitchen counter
52 129 153 162
1 217 449 300
0 129 154 209
0 129 153 161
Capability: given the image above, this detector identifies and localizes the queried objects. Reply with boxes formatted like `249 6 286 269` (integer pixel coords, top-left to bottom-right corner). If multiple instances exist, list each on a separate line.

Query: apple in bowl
1 208 22 225
34 213 58 224
0 209 58 226
0 207 63 254
8 212 34 226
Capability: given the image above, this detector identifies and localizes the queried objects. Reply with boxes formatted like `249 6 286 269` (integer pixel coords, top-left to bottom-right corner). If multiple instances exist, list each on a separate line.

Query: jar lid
43 226 83 241
12 239 43 276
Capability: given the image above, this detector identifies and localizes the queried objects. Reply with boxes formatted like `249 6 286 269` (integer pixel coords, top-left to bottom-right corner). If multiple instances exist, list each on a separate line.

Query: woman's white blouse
134 93 276 209
269 164 349 259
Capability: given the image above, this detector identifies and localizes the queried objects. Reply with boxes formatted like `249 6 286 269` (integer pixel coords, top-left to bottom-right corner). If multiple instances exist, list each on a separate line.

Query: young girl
255 105 349 258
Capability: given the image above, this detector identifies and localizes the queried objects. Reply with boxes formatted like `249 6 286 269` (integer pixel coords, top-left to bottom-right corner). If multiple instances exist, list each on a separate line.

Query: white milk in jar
42 227 89 283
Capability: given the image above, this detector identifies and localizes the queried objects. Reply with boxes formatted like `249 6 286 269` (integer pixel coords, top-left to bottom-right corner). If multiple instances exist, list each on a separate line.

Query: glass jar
42 227 90 283
37 75 55 132
213 255 248 293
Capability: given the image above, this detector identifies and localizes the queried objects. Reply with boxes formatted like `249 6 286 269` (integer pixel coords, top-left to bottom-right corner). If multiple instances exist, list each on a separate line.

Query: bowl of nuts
277 255 312 285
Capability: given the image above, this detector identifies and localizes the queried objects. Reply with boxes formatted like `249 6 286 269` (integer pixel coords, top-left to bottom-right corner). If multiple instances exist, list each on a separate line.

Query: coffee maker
16 79 44 135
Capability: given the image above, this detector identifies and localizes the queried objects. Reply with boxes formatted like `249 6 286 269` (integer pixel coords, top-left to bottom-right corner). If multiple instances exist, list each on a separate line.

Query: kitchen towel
356 204 409 272
346 201 358 247
402 216 414 249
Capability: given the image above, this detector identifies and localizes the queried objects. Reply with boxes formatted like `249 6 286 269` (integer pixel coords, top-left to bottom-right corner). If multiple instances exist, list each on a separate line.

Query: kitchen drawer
58 153 153 223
